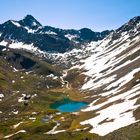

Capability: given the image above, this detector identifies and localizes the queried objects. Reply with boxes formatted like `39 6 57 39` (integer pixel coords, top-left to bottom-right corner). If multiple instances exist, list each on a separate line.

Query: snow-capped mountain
41 16 140 136
0 15 140 139
0 15 111 53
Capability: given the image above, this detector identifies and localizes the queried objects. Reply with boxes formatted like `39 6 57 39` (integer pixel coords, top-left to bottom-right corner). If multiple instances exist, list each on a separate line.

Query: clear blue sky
1 0 140 31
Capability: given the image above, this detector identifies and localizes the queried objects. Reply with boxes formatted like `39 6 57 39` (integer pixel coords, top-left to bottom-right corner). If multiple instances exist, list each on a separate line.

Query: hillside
0 15 140 140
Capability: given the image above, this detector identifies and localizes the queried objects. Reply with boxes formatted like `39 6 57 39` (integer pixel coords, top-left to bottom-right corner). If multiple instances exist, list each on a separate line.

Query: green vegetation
0 48 140 140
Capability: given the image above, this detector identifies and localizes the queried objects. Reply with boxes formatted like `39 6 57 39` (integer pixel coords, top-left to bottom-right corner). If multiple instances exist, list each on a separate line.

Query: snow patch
0 40 8 46
13 122 23 129
45 31 57 35
4 130 26 139
11 21 21 27
65 34 78 40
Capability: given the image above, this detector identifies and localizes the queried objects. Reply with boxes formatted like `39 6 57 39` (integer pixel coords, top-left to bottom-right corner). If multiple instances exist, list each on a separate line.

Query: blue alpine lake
50 98 88 112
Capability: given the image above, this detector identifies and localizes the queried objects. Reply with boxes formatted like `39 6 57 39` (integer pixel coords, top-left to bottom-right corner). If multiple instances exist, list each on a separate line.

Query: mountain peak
24 14 36 20
19 14 42 28
128 16 140 25
116 16 140 33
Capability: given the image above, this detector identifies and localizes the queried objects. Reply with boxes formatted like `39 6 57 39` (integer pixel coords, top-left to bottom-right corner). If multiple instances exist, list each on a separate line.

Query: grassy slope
0 48 140 140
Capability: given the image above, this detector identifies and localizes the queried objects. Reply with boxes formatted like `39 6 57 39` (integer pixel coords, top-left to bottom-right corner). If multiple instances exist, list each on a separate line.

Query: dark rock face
0 15 111 53
111 16 140 41
79 28 111 42
117 16 140 33
19 15 42 29
5 51 36 69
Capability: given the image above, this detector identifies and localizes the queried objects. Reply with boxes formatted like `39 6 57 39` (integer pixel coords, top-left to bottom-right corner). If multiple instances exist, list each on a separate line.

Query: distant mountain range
0 15 111 53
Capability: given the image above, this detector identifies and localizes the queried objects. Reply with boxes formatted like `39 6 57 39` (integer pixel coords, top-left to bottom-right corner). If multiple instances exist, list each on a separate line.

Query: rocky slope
51 16 140 136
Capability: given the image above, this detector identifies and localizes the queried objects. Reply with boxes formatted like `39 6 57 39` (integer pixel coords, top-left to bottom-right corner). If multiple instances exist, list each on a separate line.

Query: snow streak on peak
10 21 21 27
